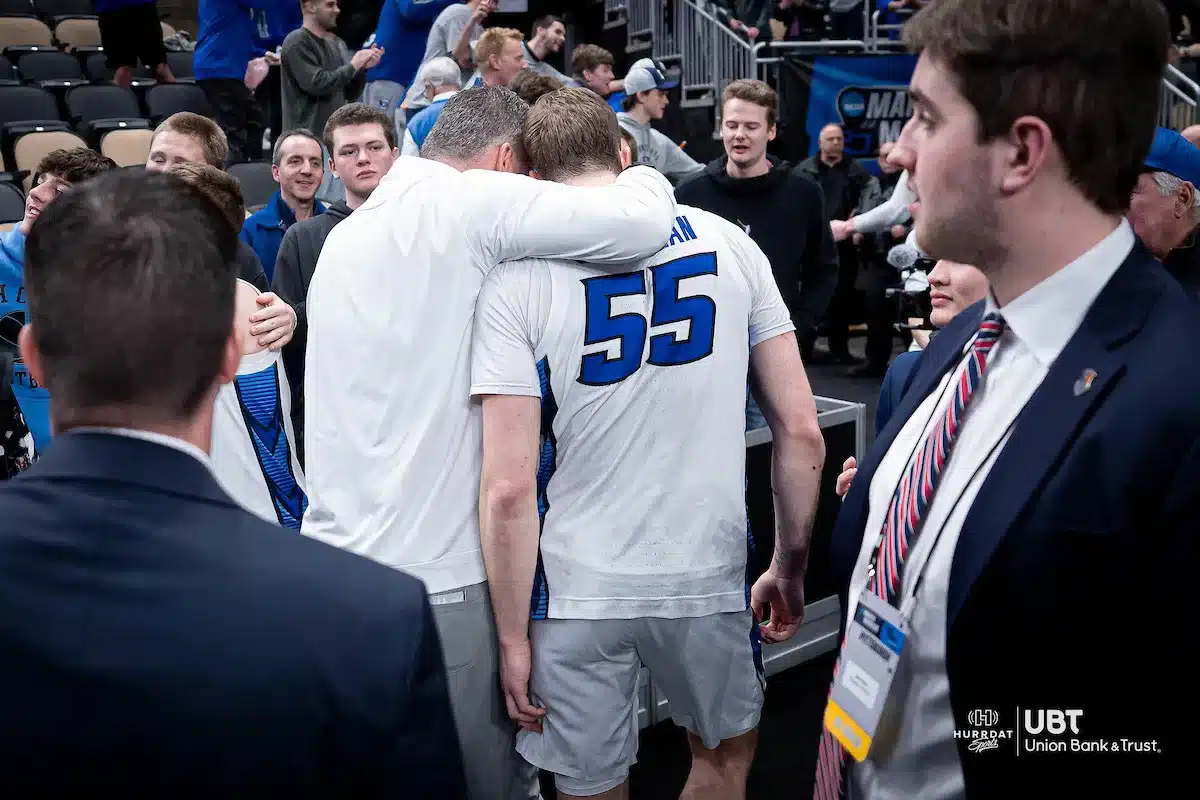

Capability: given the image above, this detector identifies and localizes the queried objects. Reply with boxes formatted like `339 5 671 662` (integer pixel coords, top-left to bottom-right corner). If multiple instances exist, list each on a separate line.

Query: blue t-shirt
368 0 458 86
195 0 295 82
0 229 50 450
406 94 454 150
251 1 302 52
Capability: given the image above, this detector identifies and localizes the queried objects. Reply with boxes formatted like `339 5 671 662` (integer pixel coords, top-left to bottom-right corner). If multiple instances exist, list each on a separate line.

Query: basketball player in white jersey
303 85 676 800
472 89 827 799
211 279 307 530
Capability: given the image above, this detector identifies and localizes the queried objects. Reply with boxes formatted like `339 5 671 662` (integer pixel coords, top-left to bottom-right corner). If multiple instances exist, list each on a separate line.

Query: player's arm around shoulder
461 165 679 268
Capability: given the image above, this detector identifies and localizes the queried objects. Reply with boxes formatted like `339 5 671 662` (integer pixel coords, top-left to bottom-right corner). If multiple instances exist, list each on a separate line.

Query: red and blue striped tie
813 312 1005 800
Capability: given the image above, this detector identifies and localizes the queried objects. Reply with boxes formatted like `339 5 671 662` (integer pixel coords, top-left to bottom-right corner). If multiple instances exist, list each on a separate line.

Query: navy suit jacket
874 349 921 435
829 244 1197 792
0 432 466 797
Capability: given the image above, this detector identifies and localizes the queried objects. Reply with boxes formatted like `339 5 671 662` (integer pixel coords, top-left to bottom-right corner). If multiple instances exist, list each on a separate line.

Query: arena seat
144 82 213 124
16 48 83 81
33 0 96 24
0 0 34 15
0 180 24 223
0 83 63 167
227 161 277 209
100 127 153 167
14 127 84 183
0 15 53 54
83 51 157 85
64 83 149 145
166 50 193 80
0 53 16 83
52 17 100 52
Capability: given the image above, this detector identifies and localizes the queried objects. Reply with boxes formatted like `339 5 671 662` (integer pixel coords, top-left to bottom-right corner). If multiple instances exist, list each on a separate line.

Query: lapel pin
1072 368 1097 397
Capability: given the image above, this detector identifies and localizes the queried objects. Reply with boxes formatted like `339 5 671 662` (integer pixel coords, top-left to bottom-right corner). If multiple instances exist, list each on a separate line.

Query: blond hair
476 27 524 70
524 87 622 182
722 79 778 127
152 112 229 168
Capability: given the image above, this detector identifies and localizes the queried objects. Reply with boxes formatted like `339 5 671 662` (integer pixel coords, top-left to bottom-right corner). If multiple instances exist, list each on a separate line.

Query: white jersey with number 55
470 207 795 621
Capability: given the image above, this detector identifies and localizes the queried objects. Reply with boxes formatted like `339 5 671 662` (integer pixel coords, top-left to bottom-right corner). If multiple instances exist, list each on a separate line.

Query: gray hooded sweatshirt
617 113 705 183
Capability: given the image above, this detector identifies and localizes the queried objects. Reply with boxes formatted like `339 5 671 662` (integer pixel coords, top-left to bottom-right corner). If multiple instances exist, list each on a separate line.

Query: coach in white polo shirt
303 85 677 800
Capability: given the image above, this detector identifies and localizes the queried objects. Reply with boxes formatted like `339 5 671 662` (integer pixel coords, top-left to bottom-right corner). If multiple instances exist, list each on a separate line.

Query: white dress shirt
301 158 676 594
846 220 1134 799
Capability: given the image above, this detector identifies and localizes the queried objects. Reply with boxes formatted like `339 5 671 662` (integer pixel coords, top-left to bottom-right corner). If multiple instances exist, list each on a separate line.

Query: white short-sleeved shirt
471 206 795 619
301 157 676 594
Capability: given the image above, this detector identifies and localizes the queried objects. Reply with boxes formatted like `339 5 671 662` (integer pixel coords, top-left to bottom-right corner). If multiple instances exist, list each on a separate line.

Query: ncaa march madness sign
804 55 918 159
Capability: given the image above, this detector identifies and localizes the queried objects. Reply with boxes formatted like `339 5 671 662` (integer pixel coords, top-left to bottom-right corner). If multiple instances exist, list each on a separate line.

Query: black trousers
257 65 284 153
197 78 266 165
830 7 866 41
824 240 861 357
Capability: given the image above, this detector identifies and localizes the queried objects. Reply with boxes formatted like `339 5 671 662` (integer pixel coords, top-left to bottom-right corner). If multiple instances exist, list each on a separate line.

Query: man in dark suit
814 1 1196 798
0 169 466 797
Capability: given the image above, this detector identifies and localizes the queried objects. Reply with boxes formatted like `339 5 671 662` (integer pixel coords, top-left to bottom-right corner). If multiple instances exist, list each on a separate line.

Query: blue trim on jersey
745 481 765 679
531 356 559 620
233 364 308 531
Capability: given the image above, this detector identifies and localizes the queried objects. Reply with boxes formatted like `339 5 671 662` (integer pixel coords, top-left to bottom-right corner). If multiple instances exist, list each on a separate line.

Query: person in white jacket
830 142 915 241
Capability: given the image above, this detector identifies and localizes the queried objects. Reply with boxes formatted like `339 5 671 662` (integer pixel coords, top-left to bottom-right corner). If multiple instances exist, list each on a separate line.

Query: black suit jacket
0 432 465 797
829 243 1197 793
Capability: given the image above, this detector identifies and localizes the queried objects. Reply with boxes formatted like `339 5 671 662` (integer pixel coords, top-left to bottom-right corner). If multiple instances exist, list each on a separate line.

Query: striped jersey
212 330 307 531
470 207 794 619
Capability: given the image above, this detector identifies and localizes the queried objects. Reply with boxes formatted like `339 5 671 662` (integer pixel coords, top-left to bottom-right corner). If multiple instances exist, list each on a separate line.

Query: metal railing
626 0 680 61
1161 63 1200 130
621 3 1200 140
603 0 627 31
671 0 763 134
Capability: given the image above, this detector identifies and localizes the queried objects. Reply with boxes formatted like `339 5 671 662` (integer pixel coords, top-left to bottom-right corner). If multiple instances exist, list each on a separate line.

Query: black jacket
271 200 353 456
797 154 874 221
0 431 465 796
1164 234 1200 297
234 240 270 293
675 155 839 334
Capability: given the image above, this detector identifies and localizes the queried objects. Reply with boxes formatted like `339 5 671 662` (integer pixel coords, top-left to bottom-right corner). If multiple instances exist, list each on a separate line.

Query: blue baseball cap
1144 126 1200 186
623 60 678 95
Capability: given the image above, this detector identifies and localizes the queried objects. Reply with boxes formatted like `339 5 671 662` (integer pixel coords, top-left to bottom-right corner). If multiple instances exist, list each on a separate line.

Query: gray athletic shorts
430 582 540 800
517 611 765 797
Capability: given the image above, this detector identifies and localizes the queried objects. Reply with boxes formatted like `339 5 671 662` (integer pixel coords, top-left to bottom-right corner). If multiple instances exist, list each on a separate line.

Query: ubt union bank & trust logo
955 709 1012 754
835 85 913 157
957 708 1163 756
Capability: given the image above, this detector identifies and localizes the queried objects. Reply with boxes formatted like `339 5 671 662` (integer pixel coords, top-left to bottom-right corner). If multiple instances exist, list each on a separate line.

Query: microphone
886 243 920 271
